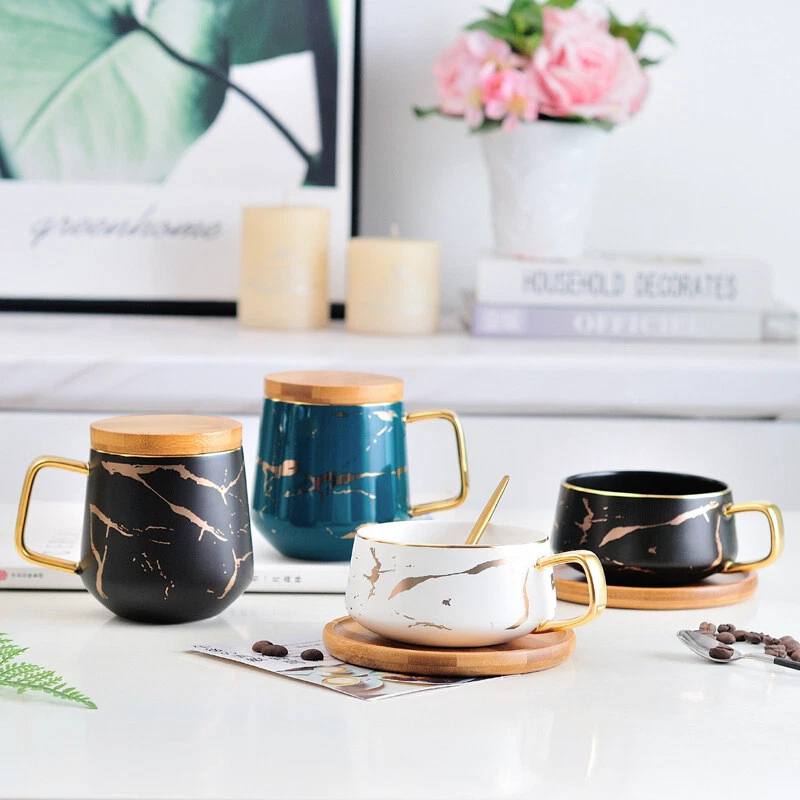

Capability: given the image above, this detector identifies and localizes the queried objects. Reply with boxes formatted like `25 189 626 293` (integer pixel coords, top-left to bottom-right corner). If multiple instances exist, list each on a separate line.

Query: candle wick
390 224 400 239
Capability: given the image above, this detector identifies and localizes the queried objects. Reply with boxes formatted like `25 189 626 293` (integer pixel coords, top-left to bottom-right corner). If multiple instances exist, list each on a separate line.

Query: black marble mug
551 471 784 587
15 415 253 623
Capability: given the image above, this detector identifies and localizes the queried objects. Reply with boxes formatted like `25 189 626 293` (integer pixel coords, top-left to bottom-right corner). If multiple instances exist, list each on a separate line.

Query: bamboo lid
90 415 242 456
264 371 404 405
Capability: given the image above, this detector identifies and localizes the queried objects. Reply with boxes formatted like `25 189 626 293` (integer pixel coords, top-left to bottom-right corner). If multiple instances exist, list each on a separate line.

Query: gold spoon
464 476 510 545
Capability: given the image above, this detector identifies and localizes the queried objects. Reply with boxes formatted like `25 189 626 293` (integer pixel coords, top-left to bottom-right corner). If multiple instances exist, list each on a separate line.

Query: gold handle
722 502 784 573
15 456 89 574
404 410 469 516
534 550 607 632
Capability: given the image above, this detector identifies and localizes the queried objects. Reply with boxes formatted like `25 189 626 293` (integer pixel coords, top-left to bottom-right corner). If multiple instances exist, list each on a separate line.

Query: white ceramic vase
481 121 609 259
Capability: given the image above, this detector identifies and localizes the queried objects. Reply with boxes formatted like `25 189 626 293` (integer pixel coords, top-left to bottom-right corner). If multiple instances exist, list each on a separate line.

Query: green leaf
0 0 231 181
545 0 580 8
465 17 516 39
508 32 542 56
413 106 445 119
609 20 646 51
638 57 661 68
223 0 314 66
470 118 503 134
508 0 534 14
538 113 615 131
510 5 543 34
646 26 675 46
0 634 96 710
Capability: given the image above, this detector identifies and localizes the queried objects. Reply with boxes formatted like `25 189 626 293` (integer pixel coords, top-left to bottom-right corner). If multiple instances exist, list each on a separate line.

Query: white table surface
2 516 799 800
2 312 799 417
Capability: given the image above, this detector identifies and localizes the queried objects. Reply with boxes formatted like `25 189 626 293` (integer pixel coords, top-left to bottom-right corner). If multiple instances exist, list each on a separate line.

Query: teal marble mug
252 371 469 561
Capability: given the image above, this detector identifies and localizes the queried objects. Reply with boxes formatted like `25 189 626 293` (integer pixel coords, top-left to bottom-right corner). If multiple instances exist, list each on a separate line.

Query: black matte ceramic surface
78 449 252 623
552 471 737 587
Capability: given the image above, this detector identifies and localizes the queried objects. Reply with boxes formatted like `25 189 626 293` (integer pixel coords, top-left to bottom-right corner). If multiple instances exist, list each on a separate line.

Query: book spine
0 566 82 590
0 566 347 593
468 304 763 341
247 568 347 593
475 257 772 309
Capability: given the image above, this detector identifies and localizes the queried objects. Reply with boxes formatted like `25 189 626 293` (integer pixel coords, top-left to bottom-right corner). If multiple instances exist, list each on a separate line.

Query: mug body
552 471 736 587
346 520 556 647
79 448 253 623
253 399 410 561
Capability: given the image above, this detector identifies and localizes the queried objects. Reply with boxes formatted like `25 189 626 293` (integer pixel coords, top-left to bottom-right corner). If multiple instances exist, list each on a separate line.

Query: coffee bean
744 632 763 644
260 644 289 657
716 632 736 644
763 636 780 645
791 652 800 663
779 636 797 645
301 648 324 662
252 640 273 653
766 647 787 657
733 630 748 641
717 623 736 633
699 622 716 635
709 646 735 660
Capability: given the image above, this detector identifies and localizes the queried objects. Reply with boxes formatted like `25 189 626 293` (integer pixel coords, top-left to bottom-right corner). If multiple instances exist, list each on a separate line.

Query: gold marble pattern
576 497 607 545
258 458 406 500
387 558 510 599
598 501 721 547
505 568 531 631
101 461 229 542
218 546 253 600
87 505 134 599
364 547 395 598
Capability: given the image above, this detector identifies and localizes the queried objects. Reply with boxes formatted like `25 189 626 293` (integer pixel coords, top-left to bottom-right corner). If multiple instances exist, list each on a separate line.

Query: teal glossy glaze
253 400 410 561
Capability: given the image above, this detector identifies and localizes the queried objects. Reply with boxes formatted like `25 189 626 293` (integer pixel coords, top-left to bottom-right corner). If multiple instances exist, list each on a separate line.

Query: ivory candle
346 235 440 335
238 206 329 329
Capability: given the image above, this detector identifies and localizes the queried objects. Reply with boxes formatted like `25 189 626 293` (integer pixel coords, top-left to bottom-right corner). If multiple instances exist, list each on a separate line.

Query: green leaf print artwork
0 0 340 186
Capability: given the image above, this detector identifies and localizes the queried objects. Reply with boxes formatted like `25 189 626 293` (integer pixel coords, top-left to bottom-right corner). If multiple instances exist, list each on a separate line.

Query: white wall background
359 0 800 311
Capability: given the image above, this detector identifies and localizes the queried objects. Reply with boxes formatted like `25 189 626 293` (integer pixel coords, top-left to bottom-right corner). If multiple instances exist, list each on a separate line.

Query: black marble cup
551 471 784 587
79 450 252 623
15 414 253 623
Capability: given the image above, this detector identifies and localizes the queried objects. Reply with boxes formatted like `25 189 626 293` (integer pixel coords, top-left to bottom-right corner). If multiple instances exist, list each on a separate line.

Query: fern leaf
0 634 97 709
0 643 29 665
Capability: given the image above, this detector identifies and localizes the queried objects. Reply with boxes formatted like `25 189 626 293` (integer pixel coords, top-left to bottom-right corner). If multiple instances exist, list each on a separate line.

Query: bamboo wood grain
554 567 758 610
322 616 576 677
264 371 404 405
90 414 242 456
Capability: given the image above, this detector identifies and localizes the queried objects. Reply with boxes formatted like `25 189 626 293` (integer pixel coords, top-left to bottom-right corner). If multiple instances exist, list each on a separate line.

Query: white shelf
1 312 799 418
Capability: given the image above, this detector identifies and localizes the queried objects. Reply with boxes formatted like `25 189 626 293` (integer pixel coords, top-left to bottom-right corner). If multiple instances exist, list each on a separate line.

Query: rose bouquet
416 0 672 132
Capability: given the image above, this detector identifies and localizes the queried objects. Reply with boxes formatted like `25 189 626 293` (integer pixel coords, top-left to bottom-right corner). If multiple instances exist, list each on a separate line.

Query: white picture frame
0 0 357 309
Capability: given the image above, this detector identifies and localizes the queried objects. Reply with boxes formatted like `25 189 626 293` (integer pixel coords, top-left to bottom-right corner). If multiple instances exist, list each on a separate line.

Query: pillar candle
346 235 440 335
238 206 329 329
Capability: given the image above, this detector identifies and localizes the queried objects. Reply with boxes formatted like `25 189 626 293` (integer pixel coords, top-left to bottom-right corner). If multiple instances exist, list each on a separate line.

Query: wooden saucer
554 566 758 610
322 616 576 677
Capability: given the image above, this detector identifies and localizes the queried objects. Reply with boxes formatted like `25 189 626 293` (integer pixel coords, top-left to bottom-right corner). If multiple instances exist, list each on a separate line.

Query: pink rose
533 21 648 123
542 6 609 34
482 68 539 132
433 32 525 128
434 35 483 124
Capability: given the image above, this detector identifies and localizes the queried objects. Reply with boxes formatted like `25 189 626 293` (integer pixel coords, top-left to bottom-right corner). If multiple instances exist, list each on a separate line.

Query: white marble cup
346 520 607 648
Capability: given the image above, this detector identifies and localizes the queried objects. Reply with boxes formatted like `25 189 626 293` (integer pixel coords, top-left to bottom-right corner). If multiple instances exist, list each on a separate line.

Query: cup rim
562 470 730 500
355 520 548 549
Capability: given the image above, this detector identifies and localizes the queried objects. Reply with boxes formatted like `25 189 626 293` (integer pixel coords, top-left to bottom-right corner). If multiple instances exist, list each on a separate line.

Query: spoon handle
746 653 800 672
465 476 509 546
772 657 800 672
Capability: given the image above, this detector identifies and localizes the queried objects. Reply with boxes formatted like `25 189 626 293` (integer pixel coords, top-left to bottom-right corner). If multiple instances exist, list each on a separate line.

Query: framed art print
0 0 357 310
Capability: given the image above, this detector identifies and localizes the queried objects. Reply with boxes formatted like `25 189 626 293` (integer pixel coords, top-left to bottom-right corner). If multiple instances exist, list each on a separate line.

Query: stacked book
464 253 798 342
